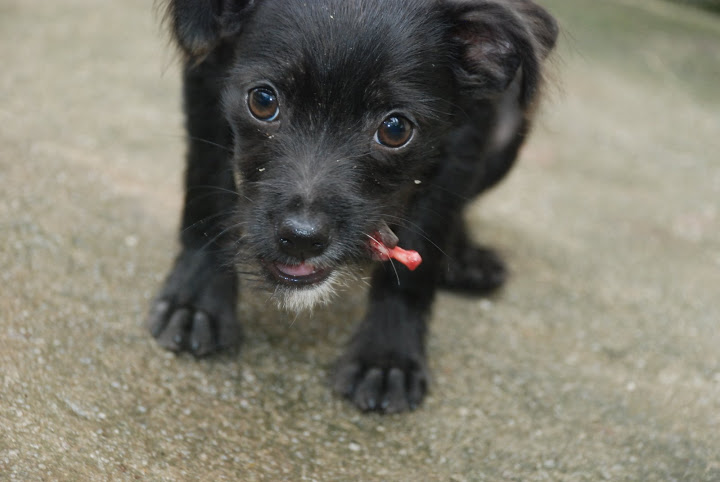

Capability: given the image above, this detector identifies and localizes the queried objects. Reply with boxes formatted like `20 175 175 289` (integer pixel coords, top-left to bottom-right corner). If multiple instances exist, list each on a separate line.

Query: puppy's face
221 0 455 307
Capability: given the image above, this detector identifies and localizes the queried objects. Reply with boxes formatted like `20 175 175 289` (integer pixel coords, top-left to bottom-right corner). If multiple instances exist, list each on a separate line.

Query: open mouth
264 260 333 286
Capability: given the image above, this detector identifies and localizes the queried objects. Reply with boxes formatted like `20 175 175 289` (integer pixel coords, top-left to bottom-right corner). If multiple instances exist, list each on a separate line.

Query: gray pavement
1 0 719 479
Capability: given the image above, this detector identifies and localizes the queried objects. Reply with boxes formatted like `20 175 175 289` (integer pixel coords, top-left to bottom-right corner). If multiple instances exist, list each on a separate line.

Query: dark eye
375 115 413 148
248 87 279 121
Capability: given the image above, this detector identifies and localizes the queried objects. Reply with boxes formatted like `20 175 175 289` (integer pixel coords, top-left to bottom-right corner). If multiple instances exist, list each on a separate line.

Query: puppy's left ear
447 0 558 108
161 0 256 60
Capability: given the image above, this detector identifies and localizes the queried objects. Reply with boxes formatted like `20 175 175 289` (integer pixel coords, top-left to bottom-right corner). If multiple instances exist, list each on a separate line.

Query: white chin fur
273 267 354 312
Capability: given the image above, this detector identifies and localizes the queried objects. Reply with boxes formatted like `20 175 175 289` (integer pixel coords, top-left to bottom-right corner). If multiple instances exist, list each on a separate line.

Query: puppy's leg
333 262 432 413
148 57 241 357
438 93 530 295
333 172 470 413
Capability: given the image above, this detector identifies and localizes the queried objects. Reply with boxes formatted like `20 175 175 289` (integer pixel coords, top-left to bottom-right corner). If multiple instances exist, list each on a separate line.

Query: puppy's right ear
447 0 557 108
162 0 256 59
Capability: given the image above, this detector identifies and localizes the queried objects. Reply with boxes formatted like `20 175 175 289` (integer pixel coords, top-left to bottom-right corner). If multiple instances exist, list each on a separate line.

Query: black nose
277 215 330 260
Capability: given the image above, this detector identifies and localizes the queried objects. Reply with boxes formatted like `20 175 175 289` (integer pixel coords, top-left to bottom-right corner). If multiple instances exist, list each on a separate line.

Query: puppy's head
163 0 557 309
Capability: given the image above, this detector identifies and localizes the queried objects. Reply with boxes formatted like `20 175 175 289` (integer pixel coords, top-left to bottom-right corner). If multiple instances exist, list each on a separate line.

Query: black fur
149 0 557 413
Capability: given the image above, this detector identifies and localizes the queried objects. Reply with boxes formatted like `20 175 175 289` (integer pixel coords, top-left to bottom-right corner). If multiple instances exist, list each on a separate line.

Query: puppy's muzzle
266 213 334 287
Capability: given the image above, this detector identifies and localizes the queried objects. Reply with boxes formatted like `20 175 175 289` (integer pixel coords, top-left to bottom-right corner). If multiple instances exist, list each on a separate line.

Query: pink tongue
275 262 316 277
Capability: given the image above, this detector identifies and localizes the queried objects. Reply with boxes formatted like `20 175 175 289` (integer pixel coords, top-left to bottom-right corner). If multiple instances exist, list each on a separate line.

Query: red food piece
368 237 423 271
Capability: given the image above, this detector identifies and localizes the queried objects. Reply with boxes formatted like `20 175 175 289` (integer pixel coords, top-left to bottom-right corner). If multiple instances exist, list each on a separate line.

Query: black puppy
149 0 557 413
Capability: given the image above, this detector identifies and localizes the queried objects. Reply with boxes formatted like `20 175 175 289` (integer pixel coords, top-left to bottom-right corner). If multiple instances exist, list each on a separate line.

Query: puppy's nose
277 215 330 260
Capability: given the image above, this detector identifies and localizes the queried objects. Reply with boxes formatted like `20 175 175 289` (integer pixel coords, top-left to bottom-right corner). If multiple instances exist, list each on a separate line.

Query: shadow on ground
1 0 719 479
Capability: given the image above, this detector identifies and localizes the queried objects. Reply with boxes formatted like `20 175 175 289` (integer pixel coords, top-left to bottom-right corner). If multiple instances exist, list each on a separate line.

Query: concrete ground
1 0 719 480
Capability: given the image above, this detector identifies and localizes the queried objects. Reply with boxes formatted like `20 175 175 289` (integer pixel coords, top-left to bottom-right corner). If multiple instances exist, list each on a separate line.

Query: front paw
332 331 428 413
147 250 240 357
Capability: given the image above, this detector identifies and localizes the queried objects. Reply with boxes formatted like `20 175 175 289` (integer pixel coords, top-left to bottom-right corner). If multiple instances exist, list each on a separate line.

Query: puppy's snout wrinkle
277 214 330 260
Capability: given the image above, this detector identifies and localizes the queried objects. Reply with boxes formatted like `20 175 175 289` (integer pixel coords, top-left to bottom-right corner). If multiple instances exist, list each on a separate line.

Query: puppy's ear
447 0 558 108
162 0 256 59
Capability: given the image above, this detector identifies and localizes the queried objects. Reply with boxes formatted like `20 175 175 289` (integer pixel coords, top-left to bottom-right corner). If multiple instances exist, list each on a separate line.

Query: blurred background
674 0 720 12
1 0 719 479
